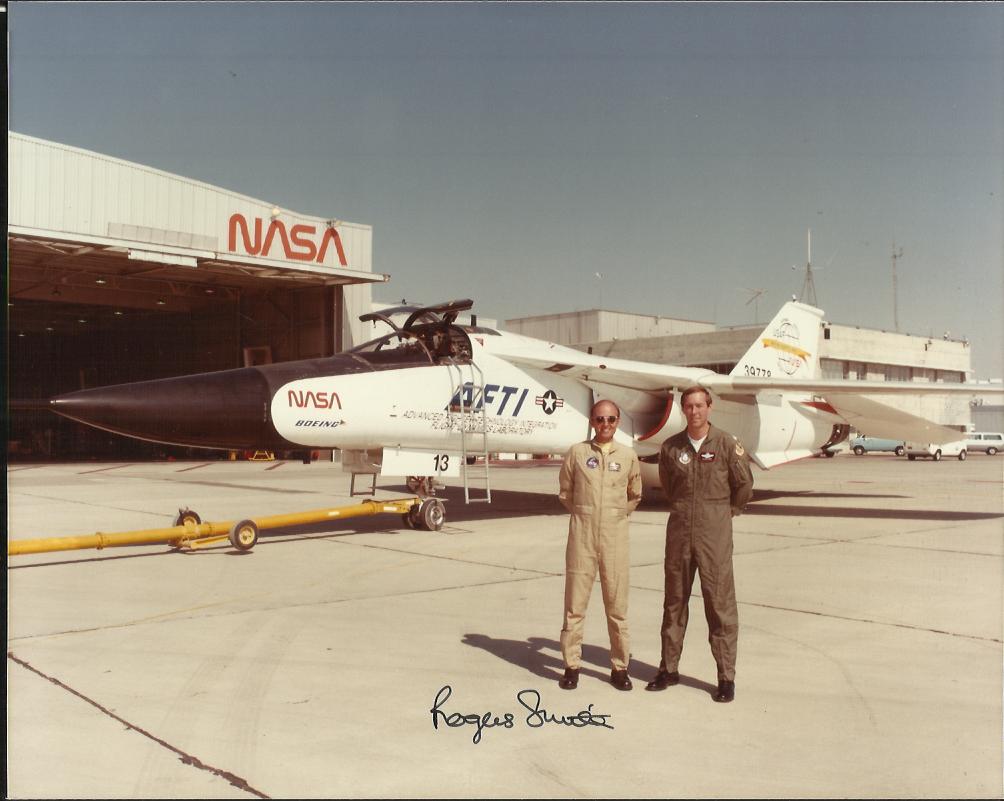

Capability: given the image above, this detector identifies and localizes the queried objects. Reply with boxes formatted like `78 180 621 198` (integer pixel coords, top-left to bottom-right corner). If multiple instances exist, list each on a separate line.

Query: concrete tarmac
7 453 1003 798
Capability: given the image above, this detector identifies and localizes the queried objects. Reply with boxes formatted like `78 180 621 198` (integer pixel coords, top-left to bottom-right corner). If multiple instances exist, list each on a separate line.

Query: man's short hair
680 386 712 405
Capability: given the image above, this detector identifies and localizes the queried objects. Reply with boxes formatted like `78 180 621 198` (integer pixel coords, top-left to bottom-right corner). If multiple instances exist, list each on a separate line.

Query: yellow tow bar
8 496 446 557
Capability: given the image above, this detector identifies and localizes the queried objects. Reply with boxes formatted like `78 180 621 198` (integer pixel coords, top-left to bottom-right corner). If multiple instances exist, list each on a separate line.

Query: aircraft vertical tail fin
730 301 824 380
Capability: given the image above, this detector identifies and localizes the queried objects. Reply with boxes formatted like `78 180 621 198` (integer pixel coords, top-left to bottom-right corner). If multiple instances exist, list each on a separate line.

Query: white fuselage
270 333 841 487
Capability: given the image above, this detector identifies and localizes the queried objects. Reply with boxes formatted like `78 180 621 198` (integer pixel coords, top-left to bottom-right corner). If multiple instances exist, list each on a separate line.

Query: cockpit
349 299 479 367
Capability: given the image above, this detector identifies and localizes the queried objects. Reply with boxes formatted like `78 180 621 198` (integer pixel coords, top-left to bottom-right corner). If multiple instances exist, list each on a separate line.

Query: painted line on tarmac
265 462 286 471
7 651 271 799
175 463 213 472
77 464 135 474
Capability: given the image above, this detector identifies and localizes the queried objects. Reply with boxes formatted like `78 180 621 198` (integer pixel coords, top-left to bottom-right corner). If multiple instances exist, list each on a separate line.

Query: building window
820 358 843 379
886 364 910 382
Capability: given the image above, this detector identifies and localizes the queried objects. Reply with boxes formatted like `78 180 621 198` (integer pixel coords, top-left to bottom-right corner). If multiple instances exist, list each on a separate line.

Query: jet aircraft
50 298 989 506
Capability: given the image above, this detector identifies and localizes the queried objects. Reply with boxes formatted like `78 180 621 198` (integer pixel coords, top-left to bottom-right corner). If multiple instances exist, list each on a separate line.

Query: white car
965 432 1003 456
905 440 968 461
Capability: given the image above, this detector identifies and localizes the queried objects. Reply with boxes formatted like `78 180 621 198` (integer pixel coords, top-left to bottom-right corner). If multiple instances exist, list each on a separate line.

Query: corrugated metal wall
9 132 372 273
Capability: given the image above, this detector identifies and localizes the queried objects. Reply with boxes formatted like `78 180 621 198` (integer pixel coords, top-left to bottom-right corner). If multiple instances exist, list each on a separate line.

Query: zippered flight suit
558 440 642 671
657 424 753 681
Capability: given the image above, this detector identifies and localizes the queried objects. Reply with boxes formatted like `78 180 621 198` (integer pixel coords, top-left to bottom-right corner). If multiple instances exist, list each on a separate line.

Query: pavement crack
631 586 1002 644
10 490 170 519
7 651 271 799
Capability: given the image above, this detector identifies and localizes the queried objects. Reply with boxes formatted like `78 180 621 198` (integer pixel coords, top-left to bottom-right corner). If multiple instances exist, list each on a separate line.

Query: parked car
965 432 1003 455
850 436 905 457
905 440 967 461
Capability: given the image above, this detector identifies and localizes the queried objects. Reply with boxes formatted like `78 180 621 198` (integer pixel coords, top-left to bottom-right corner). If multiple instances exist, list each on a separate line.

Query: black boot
558 667 579 690
713 679 735 703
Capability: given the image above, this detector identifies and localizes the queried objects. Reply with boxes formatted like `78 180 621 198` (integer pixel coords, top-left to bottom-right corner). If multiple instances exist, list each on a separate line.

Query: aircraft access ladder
448 361 492 504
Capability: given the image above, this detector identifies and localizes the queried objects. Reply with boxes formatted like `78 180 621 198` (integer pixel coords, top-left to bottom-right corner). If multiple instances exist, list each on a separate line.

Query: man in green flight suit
646 386 754 702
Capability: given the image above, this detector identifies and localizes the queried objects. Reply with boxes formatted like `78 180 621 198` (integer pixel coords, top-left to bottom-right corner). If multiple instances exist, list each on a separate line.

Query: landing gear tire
229 519 259 551
894 446 905 457
173 508 202 527
416 498 446 532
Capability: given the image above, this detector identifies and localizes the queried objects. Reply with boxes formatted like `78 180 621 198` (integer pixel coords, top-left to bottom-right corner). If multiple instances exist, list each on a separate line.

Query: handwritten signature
430 685 614 744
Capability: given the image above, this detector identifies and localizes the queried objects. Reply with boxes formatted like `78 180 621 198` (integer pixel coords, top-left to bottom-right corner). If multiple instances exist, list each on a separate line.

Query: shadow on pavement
461 633 718 695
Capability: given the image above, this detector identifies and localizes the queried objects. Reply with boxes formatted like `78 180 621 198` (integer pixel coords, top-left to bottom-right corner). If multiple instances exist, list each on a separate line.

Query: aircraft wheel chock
418 498 446 532
173 508 202 527
229 519 259 551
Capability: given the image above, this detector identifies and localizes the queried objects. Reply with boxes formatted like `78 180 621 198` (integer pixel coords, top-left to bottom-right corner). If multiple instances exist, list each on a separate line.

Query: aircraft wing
482 335 715 394
489 336 998 399
699 376 999 396
486 335 994 446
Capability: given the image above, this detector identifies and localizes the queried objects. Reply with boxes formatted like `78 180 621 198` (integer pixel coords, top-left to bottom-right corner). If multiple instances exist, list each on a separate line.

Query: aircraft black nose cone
50 368 278 450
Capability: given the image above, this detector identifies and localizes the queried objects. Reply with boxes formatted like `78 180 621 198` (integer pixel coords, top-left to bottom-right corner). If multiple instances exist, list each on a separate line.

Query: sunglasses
592 416 619 424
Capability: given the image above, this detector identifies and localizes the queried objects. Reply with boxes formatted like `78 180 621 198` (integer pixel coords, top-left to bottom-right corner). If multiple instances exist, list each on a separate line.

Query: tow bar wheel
173 508 202 527
229 519 259 551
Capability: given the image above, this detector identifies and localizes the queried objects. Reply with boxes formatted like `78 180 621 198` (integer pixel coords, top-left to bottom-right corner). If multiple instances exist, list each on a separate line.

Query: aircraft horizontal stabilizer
820 393 962 444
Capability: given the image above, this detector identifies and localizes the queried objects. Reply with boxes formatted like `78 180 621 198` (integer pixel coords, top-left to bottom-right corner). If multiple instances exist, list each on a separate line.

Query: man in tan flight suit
646 386 753 703
558 399 642 691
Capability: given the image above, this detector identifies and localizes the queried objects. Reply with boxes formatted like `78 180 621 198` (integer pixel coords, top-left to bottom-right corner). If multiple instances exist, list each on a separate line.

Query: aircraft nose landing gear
401 498 446 531
406 475 439 497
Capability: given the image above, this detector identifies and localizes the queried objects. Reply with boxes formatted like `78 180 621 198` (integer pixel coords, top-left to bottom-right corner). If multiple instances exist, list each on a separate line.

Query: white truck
905 440 968 461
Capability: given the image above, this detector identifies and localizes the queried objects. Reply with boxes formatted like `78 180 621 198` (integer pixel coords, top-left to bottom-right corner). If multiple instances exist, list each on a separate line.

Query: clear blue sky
9 2 1003 376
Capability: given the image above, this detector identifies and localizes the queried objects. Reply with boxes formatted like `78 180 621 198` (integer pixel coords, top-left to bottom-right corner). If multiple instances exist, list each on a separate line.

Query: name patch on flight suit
609 462 622 472
678 452 691 464
586 456 600 469
699 452 716 462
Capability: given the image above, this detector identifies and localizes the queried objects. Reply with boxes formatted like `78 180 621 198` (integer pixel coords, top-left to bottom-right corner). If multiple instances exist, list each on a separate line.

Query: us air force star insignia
535 389 564 415
679 452 691 464
586 456 600 469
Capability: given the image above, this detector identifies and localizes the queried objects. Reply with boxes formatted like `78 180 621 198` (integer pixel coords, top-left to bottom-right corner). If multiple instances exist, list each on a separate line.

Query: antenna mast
799 229 818 307
891 243 903 332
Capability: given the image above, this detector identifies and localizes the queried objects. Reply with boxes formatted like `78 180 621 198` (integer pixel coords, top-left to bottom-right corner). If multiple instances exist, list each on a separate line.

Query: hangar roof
8 132 387 325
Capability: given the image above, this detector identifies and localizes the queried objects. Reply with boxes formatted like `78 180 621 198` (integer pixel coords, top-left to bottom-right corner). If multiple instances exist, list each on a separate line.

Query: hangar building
8 132 387 460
